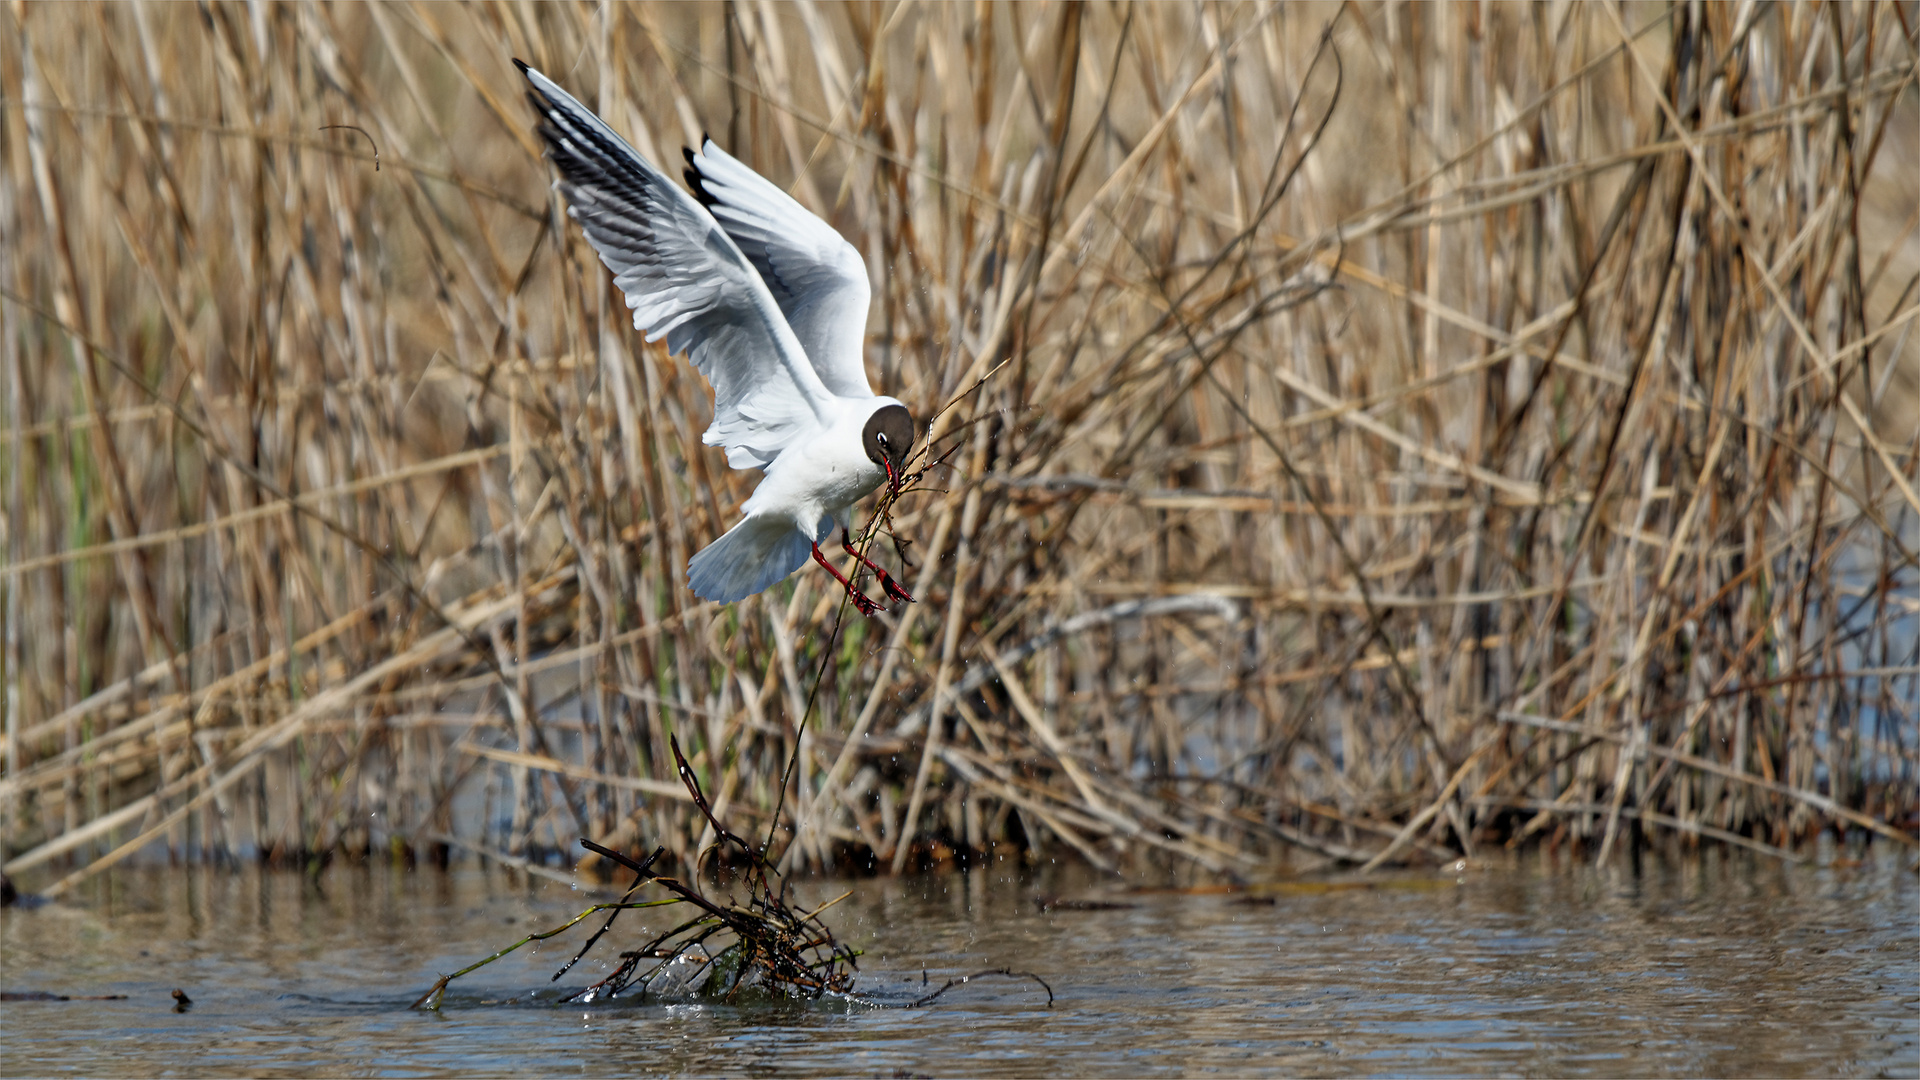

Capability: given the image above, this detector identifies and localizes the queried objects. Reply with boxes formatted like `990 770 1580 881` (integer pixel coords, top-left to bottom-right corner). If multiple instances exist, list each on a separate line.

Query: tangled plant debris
412 736 1052 1011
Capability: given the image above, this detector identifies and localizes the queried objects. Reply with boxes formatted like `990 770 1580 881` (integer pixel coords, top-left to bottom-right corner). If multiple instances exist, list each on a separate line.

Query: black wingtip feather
683 146 720 210
512 57 530 75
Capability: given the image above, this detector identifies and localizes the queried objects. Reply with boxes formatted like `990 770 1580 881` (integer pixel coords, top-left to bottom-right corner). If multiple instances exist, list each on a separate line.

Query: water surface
2 850 1914 1076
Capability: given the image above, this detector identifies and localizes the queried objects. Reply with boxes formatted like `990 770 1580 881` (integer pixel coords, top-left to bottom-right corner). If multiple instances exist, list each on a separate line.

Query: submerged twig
900 968 1055 1009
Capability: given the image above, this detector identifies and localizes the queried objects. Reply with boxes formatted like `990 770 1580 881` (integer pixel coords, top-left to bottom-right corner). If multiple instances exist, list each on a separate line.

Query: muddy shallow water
2 848 1914 1077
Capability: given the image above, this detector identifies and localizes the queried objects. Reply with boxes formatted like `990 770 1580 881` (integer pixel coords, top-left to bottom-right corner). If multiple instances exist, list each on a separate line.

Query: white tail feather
686 517 813 604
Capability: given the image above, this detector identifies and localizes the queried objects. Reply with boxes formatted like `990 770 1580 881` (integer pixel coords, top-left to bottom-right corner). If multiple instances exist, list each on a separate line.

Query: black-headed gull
517 61 915 617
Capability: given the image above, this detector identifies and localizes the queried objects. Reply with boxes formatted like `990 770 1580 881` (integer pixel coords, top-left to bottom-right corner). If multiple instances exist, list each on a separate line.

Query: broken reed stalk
3 2 1917 894
413 831 1052 1010
410 743 858 1011
415 736 1052 1010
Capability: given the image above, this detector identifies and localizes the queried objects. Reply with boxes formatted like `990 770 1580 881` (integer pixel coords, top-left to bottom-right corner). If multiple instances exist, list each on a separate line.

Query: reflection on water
2 849 1914 1077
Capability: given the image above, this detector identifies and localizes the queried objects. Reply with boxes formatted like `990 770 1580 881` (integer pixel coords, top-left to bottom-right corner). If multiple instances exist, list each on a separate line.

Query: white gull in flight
517 60 915 616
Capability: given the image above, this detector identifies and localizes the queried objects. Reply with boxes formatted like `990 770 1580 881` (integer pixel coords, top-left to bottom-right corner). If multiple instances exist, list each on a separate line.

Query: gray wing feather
684 141 875 399
519 62 834 470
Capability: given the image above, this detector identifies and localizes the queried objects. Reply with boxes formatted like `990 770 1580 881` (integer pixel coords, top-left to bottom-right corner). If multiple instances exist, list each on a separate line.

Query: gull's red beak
882 456 901 497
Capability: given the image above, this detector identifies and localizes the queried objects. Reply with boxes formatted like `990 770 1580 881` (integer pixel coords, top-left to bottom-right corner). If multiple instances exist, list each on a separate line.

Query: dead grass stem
3 2 1915 891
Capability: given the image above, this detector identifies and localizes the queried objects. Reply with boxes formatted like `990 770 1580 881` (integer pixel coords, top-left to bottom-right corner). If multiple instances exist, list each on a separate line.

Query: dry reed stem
2 3 1915 887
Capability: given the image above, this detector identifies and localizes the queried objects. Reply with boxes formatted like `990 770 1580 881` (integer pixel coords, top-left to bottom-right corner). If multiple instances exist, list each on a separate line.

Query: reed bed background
3 1 1916 894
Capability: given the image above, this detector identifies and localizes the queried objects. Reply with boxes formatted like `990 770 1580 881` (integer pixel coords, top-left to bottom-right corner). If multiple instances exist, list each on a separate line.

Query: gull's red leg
812 542 880 616
842 529 914 604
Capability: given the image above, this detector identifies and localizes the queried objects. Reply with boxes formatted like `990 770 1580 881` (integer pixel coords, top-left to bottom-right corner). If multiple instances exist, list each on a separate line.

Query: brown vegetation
3 2 1916 894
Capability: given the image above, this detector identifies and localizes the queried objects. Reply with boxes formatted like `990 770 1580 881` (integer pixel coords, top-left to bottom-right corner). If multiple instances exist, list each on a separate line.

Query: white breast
741 403 887 539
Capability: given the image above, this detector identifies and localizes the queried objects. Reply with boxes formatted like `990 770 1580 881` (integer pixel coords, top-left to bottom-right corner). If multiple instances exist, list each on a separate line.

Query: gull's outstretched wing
683 140 876 399
518 61 833 470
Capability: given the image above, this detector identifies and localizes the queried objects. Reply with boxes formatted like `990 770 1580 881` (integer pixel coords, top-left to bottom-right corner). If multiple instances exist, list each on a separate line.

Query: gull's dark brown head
862 404 916 496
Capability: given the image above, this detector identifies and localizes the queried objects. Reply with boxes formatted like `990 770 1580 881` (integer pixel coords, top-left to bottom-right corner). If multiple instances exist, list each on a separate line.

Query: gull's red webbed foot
845 589 881 617
841 529 913 605
812 541 881 617
876 571 914 605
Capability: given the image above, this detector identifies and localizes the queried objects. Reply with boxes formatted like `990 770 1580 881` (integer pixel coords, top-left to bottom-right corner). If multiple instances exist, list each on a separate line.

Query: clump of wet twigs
411 736 1051 1010
3 3 1916 895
